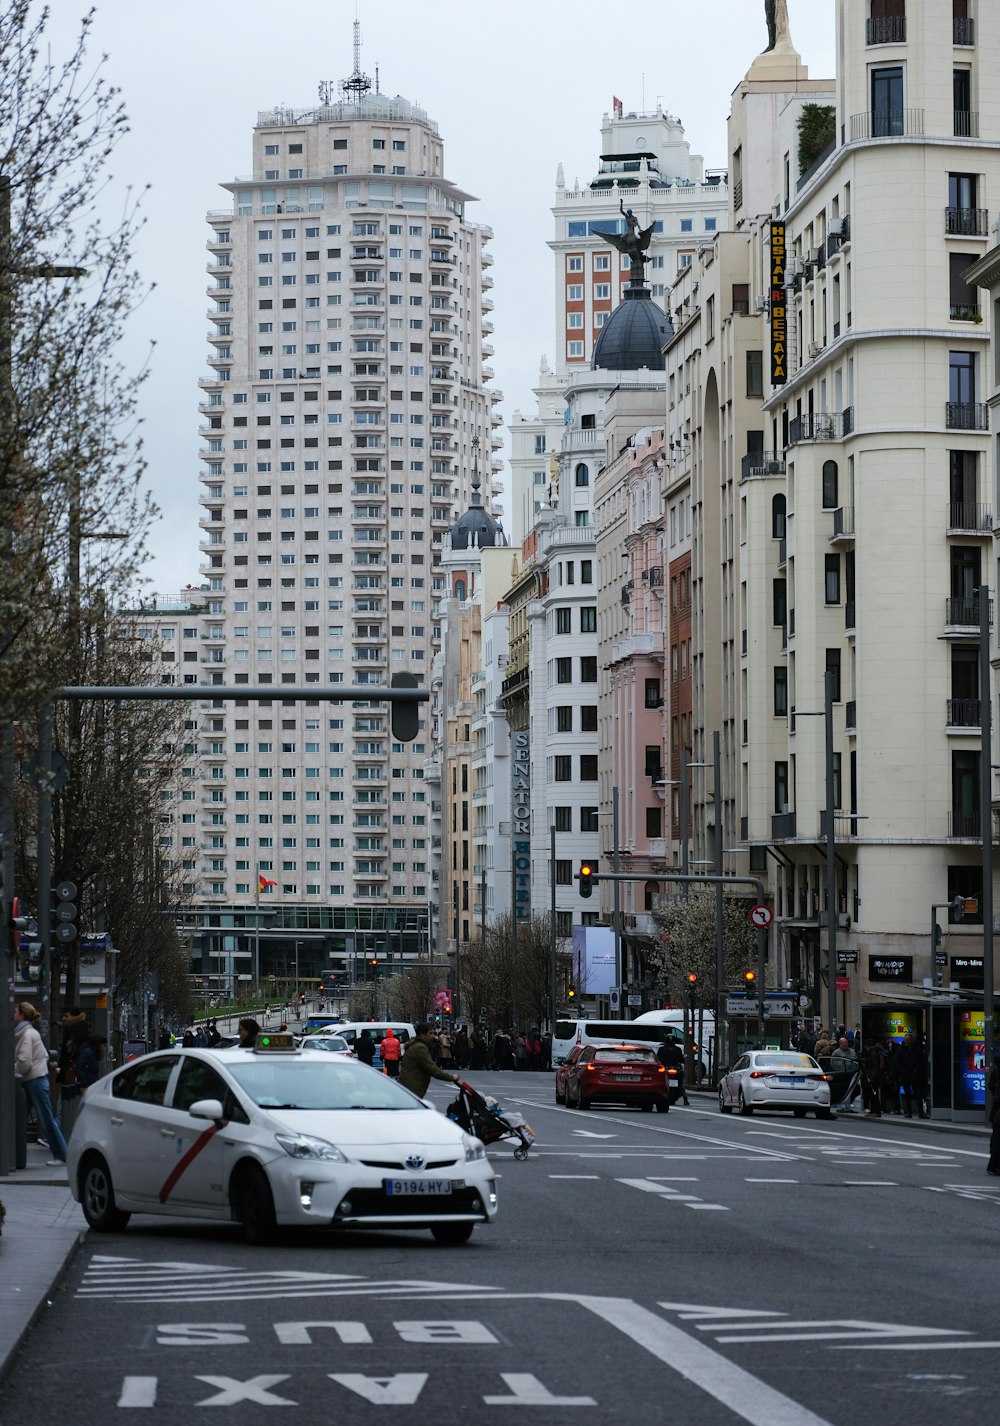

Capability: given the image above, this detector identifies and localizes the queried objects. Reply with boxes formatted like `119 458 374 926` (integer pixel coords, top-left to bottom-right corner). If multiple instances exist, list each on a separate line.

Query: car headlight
462 1134 487 1162
274 1132 349 1162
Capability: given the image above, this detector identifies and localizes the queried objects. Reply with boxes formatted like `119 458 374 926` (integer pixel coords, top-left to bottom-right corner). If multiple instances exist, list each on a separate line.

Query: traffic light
686 971 698 1004
53 880 78 947
390 671 420 742
369 956 379 980
579 862 595 899
567 982 576 1000
743 970 757 992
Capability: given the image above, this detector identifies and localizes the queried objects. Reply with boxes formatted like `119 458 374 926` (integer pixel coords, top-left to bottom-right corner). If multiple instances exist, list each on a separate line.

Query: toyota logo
405 1154 426 1171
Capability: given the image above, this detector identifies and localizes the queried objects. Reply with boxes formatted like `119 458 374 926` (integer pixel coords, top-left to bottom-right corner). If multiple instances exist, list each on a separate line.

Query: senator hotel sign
770 220 787 386
511 731 531 920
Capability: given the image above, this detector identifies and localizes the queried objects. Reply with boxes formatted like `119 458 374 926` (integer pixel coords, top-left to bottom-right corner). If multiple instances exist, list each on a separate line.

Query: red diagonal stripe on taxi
158 1121 228 1204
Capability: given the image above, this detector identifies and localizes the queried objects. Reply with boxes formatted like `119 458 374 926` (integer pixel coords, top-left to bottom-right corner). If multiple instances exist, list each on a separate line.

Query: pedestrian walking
57 1005 90 1142
355 1028 376 1067
453 1026 469 1070
399 1024 461 1099
381 1027 402 1077
524 1028 543 1071
987 1056 1000 1176
514 1034 528 1071
237 1017 261 1047
75 1035 107 1093
492 1028 515 1071
437 1030 454 1069
14 1003 68 1165
860 1040 884 1117
897 1034 927 1118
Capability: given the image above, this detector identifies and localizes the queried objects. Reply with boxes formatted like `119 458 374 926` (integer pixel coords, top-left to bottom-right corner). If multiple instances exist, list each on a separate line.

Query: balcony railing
832 506 855 538
946 206 989 236
948 501 993 532
955 111 980 138
845 699 857 730
788 412 848 444
947 698 982 727
866 15 906 44
845 599 856 630
954 16 975 44
740 452 786 480
849 108 923 141
946 402 989 431
733 179 743 210
772 812 797 839
949 810 982 838
945 595 993 627
950 302 981 322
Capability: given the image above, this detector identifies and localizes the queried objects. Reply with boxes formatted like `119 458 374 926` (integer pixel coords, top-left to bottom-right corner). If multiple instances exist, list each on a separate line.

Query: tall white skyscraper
193 49 499 983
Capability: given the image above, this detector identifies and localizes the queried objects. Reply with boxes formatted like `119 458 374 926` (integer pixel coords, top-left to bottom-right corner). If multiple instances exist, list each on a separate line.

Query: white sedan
67 1035 497 1246
718 1050 834 1119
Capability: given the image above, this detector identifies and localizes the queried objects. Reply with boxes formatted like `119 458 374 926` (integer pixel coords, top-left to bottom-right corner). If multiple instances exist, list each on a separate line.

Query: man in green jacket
399 1023 461 1099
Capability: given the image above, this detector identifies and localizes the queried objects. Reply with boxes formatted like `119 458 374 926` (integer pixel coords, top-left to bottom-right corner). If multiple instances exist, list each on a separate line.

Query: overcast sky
42 0 835 596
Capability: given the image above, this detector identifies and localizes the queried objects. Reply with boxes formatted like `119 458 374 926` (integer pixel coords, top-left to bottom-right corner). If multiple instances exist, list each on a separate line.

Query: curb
0 1228 83 1385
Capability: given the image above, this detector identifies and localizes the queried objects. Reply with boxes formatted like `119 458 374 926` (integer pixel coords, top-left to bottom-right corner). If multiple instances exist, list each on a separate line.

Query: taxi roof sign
254 1032 298 1052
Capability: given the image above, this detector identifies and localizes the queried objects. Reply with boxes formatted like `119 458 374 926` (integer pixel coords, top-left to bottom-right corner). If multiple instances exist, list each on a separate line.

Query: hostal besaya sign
511 731 531 920
770 221 787 385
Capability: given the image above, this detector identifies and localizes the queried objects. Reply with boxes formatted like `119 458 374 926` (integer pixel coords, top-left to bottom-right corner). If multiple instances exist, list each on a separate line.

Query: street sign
835 975 850 991
726 994 796 1017
609 988 620 1010
837 950 858 964
748 904 773 929
628 993 642 1007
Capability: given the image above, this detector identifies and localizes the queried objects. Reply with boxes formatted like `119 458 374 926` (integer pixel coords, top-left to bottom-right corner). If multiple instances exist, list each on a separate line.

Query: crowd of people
794 1022 930 1118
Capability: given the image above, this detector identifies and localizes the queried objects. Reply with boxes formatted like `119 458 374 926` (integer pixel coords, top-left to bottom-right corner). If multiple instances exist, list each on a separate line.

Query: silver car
718 1050 834 1119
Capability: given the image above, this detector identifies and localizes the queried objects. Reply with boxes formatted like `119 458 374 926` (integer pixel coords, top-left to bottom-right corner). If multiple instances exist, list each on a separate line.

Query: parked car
555 1043 672 1112
718 1050 833 1119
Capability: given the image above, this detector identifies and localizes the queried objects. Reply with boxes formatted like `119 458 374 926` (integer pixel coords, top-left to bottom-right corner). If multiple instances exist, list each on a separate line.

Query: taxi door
156 1057 252 1215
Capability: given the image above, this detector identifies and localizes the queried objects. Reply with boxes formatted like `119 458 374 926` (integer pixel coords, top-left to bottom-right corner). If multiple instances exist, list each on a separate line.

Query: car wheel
555 1080 565 1105
793 1107 807 1118
657 1097 669 1114
431 1221 474 1246
640 1102 654 1112
718 1088 732 1114
577 1092 591 1110
816 1108 835 1120
234 1164 277 1245
738 1090 753 1116
79 1154 131 1233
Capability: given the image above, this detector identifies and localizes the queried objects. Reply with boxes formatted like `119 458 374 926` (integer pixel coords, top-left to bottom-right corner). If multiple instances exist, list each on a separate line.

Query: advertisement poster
861 1007 922 1045
572 925 615 996
955 1009 986 1109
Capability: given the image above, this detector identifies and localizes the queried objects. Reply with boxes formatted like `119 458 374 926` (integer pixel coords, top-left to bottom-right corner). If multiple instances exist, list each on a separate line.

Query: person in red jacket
381 1028 402 1077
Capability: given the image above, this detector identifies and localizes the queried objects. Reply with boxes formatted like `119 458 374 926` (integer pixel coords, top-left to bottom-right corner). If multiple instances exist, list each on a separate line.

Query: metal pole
0 179 14 1174
36 705 53 1027
680 745 690 897
509 824 517 1028
613 786 622 1012
825 669 837 1035
550 823 557 1035
713 732 724 1068
981 584 994 1101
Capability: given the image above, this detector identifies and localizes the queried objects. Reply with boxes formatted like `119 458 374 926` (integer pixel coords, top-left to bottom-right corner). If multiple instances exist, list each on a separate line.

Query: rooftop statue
599 199 655 284
765 0 791 51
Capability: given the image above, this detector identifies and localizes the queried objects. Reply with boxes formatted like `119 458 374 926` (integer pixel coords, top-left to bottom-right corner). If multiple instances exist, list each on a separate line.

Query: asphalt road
3 1072 998 1424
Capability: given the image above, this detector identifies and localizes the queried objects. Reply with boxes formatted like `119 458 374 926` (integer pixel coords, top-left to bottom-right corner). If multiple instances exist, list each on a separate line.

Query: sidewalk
0 1140 84 1383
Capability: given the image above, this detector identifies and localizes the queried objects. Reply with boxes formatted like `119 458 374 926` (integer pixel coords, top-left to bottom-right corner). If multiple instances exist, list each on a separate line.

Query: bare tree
460 913 554 1030
649 891 758 1007
0 1 156 717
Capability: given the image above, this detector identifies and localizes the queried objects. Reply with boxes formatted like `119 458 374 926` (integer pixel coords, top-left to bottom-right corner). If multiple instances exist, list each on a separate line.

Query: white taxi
718 1050 834 1119
67 1033 497 1245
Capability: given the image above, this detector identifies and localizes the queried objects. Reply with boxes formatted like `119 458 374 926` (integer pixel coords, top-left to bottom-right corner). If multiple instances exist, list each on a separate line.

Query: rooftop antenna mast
341 18 372 102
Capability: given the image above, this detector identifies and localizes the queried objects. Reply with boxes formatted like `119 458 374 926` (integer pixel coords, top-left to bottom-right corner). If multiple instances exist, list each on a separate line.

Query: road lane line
745 1178 798 1184
577 1297 835 1426
547 1174 600 1179
842 1180 897 1186
686 1204 729 1210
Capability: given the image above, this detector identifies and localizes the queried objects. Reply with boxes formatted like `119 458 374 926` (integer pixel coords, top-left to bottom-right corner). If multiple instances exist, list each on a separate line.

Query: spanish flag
258 873 277 893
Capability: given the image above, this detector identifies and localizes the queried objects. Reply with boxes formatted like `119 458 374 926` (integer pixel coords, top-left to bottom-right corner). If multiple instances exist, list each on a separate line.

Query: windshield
310 1037 350 1054
754 1053 817 1070
593 1047 657 1063
227 1058 425 1110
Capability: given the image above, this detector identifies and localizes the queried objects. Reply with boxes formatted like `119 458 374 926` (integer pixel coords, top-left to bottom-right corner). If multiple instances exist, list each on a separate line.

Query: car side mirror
719 1066 729 1076
189 1097 225 1122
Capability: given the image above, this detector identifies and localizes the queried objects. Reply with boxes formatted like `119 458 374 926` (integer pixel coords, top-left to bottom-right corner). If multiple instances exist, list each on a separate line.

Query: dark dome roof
450 494 506 549
591 282 672 371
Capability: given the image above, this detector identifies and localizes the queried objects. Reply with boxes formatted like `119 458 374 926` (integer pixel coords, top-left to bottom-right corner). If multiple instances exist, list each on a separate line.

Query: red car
555 1042 672 1112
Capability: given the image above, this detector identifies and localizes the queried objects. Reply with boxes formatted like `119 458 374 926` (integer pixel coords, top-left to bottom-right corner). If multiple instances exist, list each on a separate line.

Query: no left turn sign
749 904 773 929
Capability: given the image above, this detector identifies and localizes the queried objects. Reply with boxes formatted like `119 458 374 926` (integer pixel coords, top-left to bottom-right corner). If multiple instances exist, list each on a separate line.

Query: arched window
644 880 658 912
771 493 786 539
822 460 838 509
454 578 466 601
575 463 589 487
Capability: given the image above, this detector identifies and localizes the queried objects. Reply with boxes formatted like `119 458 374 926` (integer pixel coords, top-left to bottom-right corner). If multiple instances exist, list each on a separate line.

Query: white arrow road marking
580 1298 834 1426
657 1302 974 1349
571 1130 617 1138
617 1177 729 1210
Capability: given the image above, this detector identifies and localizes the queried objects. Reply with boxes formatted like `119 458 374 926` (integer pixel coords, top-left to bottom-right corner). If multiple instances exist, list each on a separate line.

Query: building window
825 647 842 702
575 463 589 487
555 860 573 886
579 755 598 780
580 806 599 833
646 806 662 838
645 678 662 709
580 657 597 682
580 705 597 732
746 349 763 398
774 760 789 813
871 65 904 137
772 578 787 627
556 706 573 732
771 493 786 539
556 657 572 683
773 666 788 717
580 607 596 633
555 607 572 634
554 806 572 831
554 755 572 781
822 460 838 509
825 554 841 604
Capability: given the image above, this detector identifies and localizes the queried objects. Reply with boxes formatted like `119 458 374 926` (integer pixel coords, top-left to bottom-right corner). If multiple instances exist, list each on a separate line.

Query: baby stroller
447 1080 535 1160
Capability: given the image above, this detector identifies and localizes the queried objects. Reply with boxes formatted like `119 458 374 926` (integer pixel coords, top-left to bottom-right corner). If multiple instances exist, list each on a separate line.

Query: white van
324 1021 417 1056
552 1019 686 1068
632 1009 715 1080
